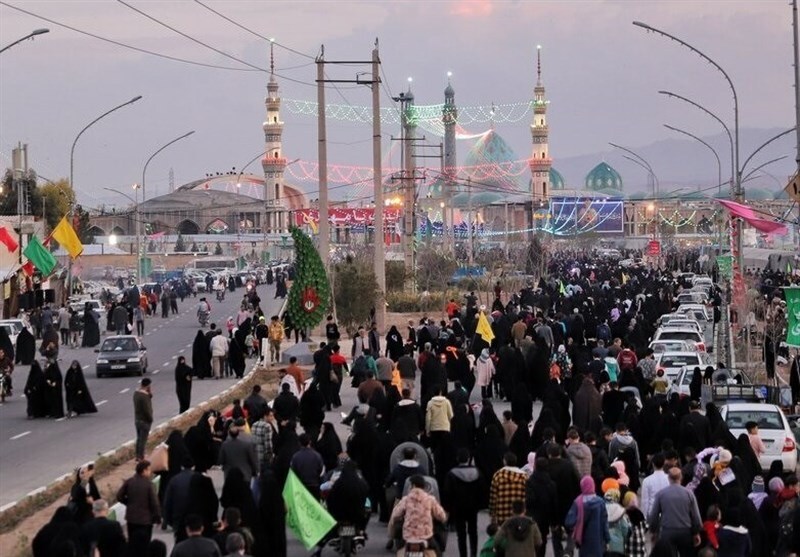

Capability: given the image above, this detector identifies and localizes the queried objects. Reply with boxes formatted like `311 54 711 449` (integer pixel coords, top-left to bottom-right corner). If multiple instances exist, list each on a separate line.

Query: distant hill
552 127 796 198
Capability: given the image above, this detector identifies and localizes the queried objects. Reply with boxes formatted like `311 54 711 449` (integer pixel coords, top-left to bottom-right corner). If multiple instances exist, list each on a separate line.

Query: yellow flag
52 217 83 259
621 272 628 285
476 311 495 343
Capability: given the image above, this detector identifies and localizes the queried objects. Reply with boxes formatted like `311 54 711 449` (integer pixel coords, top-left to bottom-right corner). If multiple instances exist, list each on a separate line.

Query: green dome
585 162 623 192
550 167 566 190
745 187 773 200
627 191 648 200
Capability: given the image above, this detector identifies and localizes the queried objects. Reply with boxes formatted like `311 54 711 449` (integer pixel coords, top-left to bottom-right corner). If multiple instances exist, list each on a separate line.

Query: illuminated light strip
283 99 532 127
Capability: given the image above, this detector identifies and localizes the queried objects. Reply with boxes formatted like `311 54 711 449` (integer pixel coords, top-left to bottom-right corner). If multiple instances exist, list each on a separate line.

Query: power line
191 0 314 60
115 0 265 71
0 1 258 72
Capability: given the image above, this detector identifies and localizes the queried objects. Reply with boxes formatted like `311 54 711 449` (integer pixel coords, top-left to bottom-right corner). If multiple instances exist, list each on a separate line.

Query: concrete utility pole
315 45 385 327
316 48 330 270
467 177 474 267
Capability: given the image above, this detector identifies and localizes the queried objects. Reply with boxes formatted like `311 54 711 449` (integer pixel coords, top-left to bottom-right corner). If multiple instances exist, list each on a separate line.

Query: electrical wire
191 0 315 60
115 0 265 72
0 1 259 72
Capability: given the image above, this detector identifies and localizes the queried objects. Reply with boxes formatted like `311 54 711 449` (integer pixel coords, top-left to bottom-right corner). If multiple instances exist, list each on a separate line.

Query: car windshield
727 410 784 431
660 355 701 368
658 331 702 342
101 338 138 352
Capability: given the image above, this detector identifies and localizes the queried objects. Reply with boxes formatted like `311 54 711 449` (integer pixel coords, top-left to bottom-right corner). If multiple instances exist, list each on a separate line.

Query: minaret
529 45 551 207
262 41 287 233
441 74 457 250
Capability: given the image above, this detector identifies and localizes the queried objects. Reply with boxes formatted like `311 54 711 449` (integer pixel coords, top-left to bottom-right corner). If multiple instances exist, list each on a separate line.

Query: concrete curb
0 361 275 534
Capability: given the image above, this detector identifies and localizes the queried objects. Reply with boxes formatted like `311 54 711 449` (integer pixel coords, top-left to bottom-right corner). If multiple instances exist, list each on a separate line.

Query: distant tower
443 75 457 181
262 41 287 233
529 45 552 207
168 167 174 193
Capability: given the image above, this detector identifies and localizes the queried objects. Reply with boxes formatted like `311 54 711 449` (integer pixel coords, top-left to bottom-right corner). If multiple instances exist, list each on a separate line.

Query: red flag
22 261 34 276
0 227 19 253
716 198 788 235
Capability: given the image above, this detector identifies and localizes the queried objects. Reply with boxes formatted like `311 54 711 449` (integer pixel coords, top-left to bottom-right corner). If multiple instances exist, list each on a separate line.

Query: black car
95 335 148 377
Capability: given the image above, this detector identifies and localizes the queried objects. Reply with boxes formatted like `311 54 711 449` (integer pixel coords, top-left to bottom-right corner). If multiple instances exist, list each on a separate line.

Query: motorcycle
0 371 11 403
326 522 366 556
198 311 209 327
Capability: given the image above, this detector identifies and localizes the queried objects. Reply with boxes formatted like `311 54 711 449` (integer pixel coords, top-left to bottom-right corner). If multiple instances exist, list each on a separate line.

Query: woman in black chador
174 356 193 414
43 361 64 419
192 330 211 379
81 303 101 348
24 360 46 418
64 360 97 417
15 326 35 366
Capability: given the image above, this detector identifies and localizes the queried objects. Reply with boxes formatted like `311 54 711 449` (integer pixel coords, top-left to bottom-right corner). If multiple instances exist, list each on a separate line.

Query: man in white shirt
209 331 228 380
278 368 300 398
640 452 670 518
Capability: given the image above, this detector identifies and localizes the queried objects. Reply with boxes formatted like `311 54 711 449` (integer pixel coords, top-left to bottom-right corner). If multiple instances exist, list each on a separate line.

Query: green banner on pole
282 469 336 549
716 255 733 279
786 287 800 348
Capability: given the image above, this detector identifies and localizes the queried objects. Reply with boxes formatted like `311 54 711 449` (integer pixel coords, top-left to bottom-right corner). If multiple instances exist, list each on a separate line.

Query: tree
333 255 379 337
214 242 223 255
286 227 331 331
416 246 458 293
174 234 186 252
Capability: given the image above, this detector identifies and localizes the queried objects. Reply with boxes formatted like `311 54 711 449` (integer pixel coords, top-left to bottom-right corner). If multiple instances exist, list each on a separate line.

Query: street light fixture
67 95 142 295
663 124 722 195
0 28 49 54
141 131 195 202
104 186 140 277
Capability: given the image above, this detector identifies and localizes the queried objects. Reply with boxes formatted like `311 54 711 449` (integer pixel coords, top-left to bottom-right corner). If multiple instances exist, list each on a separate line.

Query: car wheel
96 371 103 378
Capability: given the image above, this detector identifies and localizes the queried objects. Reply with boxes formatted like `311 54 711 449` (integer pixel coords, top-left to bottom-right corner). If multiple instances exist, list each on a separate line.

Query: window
659 355 701 368
727 410 783 430
275 183 280 200
101 338 138 351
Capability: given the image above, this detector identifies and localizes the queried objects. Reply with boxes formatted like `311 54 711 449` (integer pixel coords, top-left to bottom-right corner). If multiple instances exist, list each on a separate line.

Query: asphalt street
0 283 283 509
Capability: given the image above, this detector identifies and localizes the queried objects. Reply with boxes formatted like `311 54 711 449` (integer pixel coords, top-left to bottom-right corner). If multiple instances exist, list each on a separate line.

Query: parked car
721 403 798 472
654 351 705 381
95 335 148 377
652 327 706 352
649 339 697 353
675 304 712 323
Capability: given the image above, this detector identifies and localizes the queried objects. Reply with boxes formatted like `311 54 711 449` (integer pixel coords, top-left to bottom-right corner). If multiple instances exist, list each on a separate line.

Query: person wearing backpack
596 319 612 344
776 476 800 555
494 500 542 557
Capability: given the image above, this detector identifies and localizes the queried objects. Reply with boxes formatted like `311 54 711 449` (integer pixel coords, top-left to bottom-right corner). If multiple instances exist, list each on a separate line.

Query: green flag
716 255 733 280
23 236 56 275
786 287 800 348
559 280 567 297
282 469 336 549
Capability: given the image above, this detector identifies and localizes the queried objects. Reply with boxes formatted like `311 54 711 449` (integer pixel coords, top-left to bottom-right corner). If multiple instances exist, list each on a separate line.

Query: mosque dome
444 82 454 97
550 167 565 190
585 162 623 192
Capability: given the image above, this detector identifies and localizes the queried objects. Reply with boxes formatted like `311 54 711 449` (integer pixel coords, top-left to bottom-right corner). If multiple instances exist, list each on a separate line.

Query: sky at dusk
0 0 796 207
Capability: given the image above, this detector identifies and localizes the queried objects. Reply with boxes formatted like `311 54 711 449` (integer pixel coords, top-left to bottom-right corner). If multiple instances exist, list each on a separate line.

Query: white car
676 304 712 323
0 319 26 347
649 339 696 353
677 291 709 305
721 403 798 472
654 351 705 381
692 276 713 288
659 319 704 335
653 327 706 352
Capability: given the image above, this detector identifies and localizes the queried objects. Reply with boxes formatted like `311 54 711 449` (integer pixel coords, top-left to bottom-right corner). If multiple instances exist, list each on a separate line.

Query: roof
585 162 623 192
139 189 265 212
550 167 565 190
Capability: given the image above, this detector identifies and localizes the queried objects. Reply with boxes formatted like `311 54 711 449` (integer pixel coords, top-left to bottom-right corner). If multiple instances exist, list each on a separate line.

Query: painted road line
178 349 185 354
119 388 130 394
152 370 159 374
55 417 66 422
10 431 30 440
162 362 169 367
82 365 89 369
171 355 178 359
96 400 108 406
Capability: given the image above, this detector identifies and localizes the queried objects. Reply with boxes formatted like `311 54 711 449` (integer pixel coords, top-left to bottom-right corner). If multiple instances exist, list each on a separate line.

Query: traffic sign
786 172 800 203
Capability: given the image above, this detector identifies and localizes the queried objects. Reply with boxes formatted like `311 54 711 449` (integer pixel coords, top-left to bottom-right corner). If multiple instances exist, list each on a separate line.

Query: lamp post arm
0 28 49 54
663 123 722 194
611 142 659 194
742 155 789 183
142 131 195 201
740 127 797 174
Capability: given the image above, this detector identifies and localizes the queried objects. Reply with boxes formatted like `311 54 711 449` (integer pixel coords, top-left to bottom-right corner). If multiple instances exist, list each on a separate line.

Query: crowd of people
29 247 800 557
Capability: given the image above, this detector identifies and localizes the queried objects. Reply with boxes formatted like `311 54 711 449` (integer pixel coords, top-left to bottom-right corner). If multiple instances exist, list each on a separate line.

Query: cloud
451 0 494 17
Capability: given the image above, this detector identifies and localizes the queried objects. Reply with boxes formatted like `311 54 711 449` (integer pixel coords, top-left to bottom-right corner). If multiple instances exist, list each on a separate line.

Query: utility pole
316 47 330 270
371 42 386 331
467 177 474 267
316 45 384 326
793 0 800 249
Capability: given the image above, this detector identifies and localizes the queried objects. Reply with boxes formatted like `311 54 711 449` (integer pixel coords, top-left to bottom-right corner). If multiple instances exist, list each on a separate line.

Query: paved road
0 284 284 509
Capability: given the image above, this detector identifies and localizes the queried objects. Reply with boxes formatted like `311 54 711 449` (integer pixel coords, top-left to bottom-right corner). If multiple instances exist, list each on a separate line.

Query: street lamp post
104 186 140 277
663 124 722 195
68 95 142 295
0 28 49 54
141 131 195 203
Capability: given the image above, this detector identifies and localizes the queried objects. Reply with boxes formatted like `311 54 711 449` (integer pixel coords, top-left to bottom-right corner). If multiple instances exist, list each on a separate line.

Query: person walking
64 360 97 418
80 499 127 557
209 331 228 380
218 425 258 485
133 304 145 336
116 460 161 556
565 476 609 557
494 499 543 557
174 356 193 414
112 303 128 336
57 304 70 346
443 448 485 557
489 452 528 526
170 513 221 557
648 467 703 557
267 315 284 365
43 360 65 419
133 378 153 461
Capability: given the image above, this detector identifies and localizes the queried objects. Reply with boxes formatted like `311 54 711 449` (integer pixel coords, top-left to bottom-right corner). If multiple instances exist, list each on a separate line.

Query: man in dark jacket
217 426 258 485
163 458 195 541
289 433 325 499
390 389 424 443
679 400 712 451
171 513 222 557
116 460 161 556
545 443 580 556
243 384 269 425
368 322 381 356
80 499 127 557
272 382 300 422
525 457 558 557
443 449 486 557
